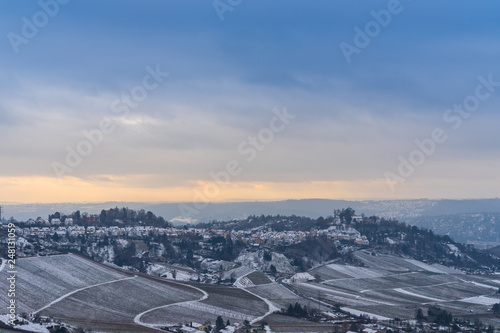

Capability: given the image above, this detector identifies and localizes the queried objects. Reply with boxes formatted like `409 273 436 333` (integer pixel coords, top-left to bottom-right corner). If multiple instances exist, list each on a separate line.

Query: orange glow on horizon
0 175 493 204
0 175 393 204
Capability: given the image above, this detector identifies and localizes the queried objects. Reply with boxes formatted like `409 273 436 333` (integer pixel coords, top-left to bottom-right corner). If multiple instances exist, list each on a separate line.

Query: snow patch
469 281 498 290
263 325 274 333
291 272 315 282
341 307 391 321
16 237 31 248
404 259 445 274
296 283 395 306
234 275 256 288
393 288 446 302
327 264 384 279
460 296 500 305
447 244 461 256
235 251 295 275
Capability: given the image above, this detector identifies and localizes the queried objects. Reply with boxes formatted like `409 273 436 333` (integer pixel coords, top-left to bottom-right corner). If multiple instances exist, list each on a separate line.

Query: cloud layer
1 0 499 203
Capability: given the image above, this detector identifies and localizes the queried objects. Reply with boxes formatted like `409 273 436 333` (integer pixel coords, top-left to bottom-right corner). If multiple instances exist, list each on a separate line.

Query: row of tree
48 207 172 228
416 306 453 325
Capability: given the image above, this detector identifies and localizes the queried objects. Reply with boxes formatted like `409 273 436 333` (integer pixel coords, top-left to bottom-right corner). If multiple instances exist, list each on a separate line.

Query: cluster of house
316 225 370 245
16 224 162 238
9 217 370 249
230 228 309 247
195 224 368 247
24 217 74 226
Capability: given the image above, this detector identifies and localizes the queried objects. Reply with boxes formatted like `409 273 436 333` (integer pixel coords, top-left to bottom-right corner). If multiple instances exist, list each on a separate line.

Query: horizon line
2 197 499 206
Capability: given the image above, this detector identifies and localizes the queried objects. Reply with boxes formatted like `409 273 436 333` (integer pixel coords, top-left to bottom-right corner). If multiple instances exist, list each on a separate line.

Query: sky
1 0 500 204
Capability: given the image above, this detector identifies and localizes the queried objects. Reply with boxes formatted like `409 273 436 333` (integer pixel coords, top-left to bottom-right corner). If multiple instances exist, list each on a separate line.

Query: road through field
236 283 280 323
233 271 286 324
133 283 208 330
34 275 138 314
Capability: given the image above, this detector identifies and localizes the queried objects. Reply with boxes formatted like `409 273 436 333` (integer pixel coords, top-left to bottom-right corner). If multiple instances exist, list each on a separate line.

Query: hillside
0 254 204 332
197 213 500 272
407 212 500 246
487 245 500 258
292 250 500 328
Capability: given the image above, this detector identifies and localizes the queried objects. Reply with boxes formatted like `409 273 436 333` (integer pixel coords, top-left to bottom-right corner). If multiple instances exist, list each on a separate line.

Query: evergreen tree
416 308 424 320
287 304 294 316
215 316 225 330
100 210 107 224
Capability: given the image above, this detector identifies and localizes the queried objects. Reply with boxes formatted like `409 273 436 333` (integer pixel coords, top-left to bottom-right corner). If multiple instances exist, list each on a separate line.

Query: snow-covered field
141 303 256 326
4 250 500 331
200 285 269 317
247 283 303 309
246 271 273 285
459 296 500 305
0 254 129 314
393 288 446 302
323 273 414 292
224 265 254 281
467 281 498 290
326 263 386 279
252 285 291 299
140 284 270 327
292 282 395 307
0 254 207 332
341 307 391 321
403 259 450 274
413 283 489 300
354 251 416 272
289 250 500 322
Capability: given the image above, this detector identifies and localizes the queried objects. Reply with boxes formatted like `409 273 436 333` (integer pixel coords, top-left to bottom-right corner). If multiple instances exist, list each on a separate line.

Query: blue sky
1 0 499 203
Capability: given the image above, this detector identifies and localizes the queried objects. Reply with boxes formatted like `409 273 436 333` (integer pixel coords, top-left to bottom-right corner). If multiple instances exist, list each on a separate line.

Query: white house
50 218 61 226
291 272 315 282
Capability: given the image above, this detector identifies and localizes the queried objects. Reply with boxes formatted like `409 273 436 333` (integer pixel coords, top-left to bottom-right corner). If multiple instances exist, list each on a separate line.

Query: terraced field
246 271 273 285
5 251 500 331
139 283 270 327
0 254 130 314
247 283 304 309
44 276 203 332
294 250 500 326
264 313 333 333
0 255 299 332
